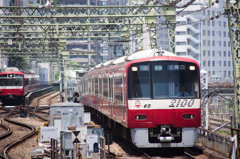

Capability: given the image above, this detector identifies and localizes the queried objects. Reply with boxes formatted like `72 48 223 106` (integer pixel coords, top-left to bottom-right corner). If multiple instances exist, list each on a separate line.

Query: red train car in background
79 49 201 148
0 67 39 106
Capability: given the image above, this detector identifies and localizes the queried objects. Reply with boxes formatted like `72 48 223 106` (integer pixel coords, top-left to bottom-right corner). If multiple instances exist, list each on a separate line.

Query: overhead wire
105 0 216 47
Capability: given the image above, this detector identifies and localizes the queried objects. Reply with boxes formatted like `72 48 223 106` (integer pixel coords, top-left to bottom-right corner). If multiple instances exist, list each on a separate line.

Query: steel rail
3 115 36 159
0 124 12 140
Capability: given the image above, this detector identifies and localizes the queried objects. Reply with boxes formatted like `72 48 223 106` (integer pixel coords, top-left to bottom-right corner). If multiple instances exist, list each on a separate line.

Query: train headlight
183 114 195 119
132 66 138 71
135 115 147 120
189 66 195 70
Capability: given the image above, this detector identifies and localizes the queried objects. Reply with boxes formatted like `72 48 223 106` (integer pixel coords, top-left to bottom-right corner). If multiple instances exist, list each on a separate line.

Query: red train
79 49 201 148
0 67 39 106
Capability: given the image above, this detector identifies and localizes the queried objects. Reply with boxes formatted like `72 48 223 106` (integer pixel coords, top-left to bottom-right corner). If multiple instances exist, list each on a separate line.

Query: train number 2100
169 99 194 107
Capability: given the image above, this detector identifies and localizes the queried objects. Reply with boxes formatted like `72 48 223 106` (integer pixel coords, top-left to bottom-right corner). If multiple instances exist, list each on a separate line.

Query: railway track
0 90 60 159
91 115 206 159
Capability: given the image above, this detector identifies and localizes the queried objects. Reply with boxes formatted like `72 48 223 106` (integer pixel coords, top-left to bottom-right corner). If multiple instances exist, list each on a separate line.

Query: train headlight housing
132 66 138 71
183 114 195 119
189 66 195 70
135 115 147 120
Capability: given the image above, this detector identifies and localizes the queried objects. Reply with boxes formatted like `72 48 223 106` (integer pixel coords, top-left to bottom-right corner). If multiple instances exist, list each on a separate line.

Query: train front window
0 74 23 87
152 62 199 99
128 61 200 99
129 63 150 98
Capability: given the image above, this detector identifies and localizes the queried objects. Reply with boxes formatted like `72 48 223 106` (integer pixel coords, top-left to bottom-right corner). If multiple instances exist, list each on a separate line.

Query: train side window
114 77 122 101
99 78 102 96
92 78 94 93
95 77 98 94
103 77 108 97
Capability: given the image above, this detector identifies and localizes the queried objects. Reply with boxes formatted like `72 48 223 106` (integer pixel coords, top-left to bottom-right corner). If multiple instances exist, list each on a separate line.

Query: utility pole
226 0 240 128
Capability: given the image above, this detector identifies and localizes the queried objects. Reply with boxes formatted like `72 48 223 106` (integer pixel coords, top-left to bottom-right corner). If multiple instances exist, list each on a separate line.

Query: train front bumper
130 127 198 148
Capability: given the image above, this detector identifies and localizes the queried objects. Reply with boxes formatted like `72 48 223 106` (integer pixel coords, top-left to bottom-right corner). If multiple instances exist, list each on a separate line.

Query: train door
88 78 91 105
99 76 103 111
108 74 113 118
123 73 127 122
112 74 115 117
92 77 94 107
108 75 110 115
122 74 126 121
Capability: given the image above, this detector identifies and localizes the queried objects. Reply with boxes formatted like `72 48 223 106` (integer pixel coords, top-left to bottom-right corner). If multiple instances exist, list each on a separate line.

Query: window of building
212 21 215 27
219 21 221 27
203 40 206 46
228 51 231 57
208 21 210 26
228 61 231 66
219 51 221 56
212 51 215 56
224 41 226 47
218 41 221 47
228 42 230 47
203 10 205 16
203 61 206 66
213 71 215 75
212 41 215 46
218 31 221 37
212 61 215 66
228 71 231 77
203 21 205 26
218 61 221 66
212 31 215 36
208 60 210 66
208 10 210 16
203 30 205 36
208 51 210 56
224 61 226 66
176 42 186 45
224 22 226 27
208 40 210 46
224 31 226 37
224 51 226 57
208 30 210 36
203 50 206 56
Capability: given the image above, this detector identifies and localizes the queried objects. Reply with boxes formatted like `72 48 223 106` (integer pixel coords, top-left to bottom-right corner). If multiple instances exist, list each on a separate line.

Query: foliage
8 57 30 70
71 61 80 70
215 131 230 136
55 71 60 80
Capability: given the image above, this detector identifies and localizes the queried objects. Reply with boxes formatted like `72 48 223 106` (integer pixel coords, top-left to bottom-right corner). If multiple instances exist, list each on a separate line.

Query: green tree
8 57 30 70
55 71 60 81
71 61 80 70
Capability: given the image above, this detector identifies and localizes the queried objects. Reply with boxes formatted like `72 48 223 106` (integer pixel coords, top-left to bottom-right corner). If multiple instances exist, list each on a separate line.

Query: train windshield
128 61 200 99
0 74 23 87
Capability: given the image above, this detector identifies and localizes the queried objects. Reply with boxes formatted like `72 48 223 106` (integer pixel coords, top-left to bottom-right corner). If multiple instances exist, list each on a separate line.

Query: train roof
5 67 20 72
126 49 176 61
92 49 176 70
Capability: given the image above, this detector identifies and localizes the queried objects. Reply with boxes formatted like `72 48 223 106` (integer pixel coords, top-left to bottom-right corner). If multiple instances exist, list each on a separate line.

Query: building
157 0 232 82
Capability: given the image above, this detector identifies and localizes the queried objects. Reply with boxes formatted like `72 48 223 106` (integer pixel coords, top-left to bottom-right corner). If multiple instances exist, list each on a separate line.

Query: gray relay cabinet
49 102 84 131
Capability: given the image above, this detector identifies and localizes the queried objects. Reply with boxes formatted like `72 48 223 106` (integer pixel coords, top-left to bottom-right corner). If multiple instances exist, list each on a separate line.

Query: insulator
210 16 214 20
